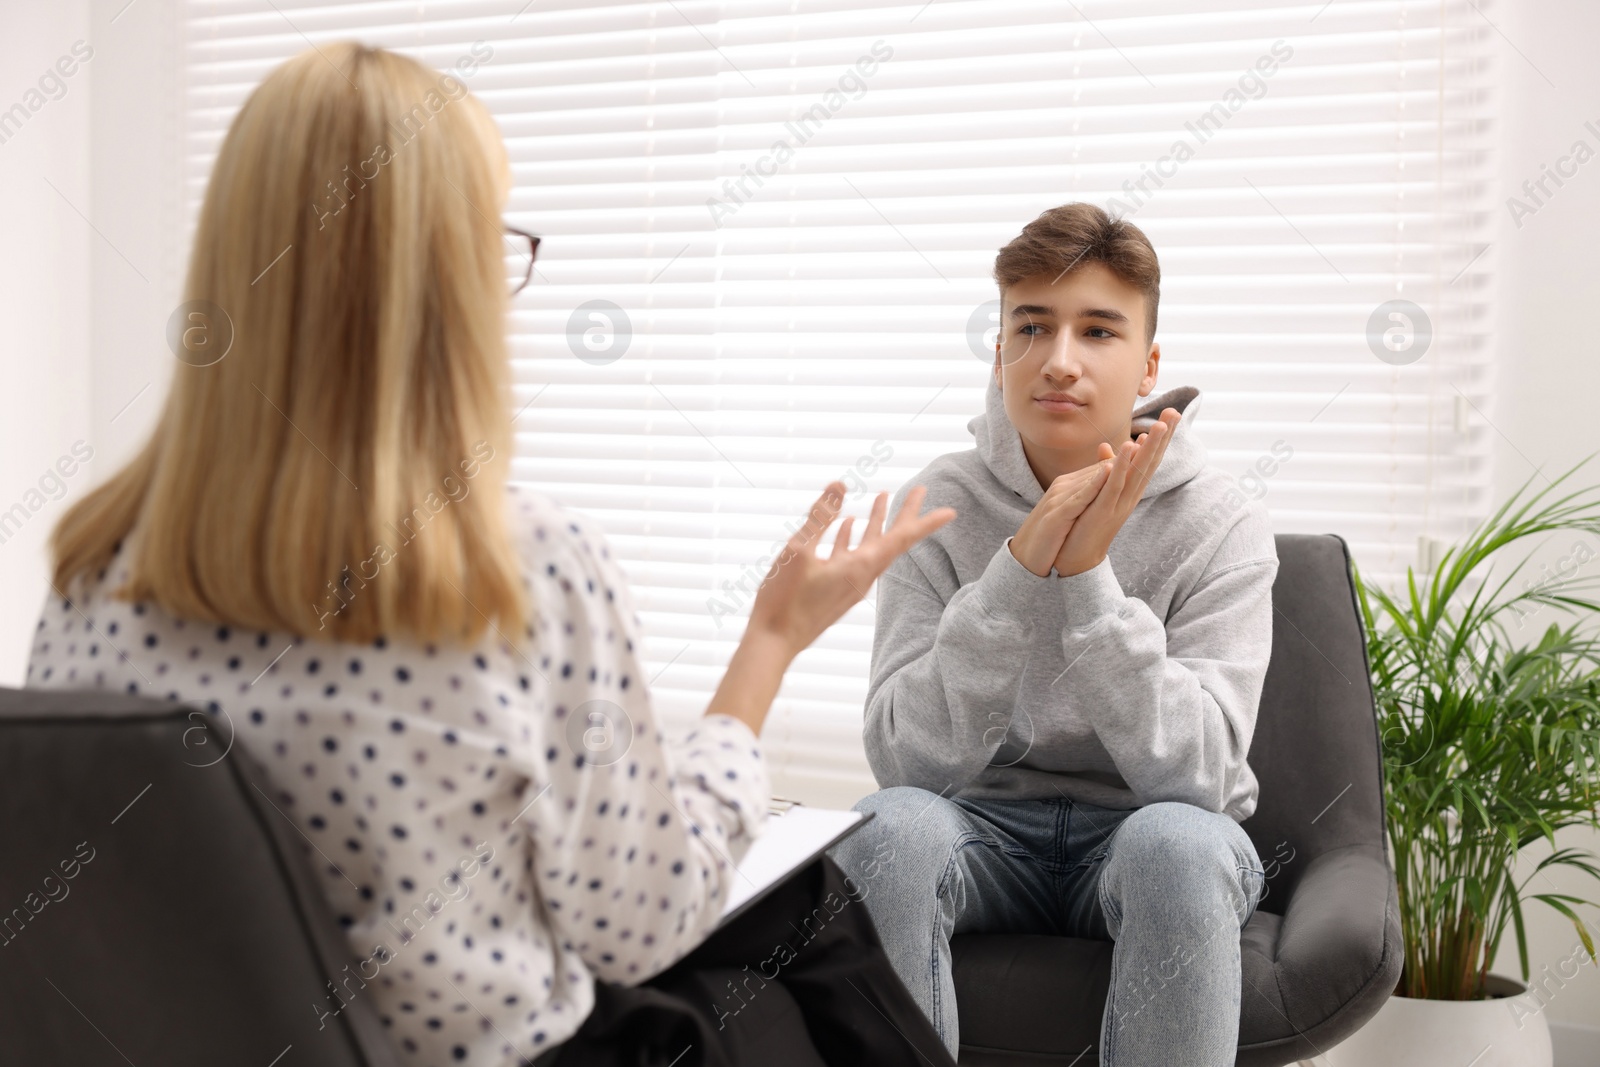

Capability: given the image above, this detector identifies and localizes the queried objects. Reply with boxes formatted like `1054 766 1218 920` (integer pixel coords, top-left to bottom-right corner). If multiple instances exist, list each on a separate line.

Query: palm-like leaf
1353 454 1600 999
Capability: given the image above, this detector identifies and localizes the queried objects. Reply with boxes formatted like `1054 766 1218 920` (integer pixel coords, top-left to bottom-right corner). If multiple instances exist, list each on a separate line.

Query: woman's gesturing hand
747 481 957 661
705 481 955 734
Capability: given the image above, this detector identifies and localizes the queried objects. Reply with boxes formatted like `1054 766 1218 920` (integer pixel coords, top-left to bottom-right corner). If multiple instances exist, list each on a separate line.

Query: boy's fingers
1067 462 1111 505
1130 414 1171 467
1045 465 1103 511
1122 412 1179 508
1159 409 1181 453
1047 462 1099 493
1123 431 1161 504
1128 427 1157 472
1095 442 1136 513
1113 437 1137 477
1074 455 1122 526
1056 477 1116 559
1059 409 1182 547
1136 411 1179 480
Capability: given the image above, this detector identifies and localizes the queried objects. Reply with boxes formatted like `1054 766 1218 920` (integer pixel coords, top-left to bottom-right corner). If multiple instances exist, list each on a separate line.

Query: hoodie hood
966 377 1208 507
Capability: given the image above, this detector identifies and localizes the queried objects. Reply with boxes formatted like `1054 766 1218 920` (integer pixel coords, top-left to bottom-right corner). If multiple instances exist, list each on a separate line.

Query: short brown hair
993 203 1161 345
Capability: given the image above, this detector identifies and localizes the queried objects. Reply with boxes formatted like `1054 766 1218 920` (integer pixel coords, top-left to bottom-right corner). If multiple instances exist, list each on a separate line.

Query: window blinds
184 0 1496 808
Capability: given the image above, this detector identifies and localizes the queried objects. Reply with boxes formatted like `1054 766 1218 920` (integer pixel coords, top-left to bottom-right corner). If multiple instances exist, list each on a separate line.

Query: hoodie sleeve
861 523 1062 796
1051 503 1278 815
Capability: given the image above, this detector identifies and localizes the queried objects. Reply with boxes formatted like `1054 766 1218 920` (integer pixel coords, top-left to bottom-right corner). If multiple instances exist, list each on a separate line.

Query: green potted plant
1322 458 1600 1067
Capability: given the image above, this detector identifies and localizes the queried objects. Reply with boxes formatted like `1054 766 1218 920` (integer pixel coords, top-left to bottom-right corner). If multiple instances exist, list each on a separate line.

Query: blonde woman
27 43 956 1067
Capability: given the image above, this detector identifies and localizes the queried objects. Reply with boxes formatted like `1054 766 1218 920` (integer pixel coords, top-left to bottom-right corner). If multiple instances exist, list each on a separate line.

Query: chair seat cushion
951 931 1114 1058
950 909 1280 1061
951 846 1400 1067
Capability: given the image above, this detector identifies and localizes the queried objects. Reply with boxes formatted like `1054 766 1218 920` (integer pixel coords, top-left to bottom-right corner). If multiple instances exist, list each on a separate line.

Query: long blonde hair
51 42 528 645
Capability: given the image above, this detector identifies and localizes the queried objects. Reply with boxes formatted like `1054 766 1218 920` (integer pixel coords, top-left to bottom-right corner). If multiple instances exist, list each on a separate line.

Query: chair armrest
1262 843 1401 1041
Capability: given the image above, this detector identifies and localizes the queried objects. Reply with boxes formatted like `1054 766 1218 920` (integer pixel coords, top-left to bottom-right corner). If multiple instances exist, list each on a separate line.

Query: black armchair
0 687 400 1066
950 533 1403 1066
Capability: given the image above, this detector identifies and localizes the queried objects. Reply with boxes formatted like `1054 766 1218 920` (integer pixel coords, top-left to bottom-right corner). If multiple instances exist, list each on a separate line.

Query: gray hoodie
863 377 1281 821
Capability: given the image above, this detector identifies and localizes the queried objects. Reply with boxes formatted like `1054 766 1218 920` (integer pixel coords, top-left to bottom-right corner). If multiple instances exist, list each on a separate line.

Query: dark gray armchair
0 688 400 1067
950 533 1403 1066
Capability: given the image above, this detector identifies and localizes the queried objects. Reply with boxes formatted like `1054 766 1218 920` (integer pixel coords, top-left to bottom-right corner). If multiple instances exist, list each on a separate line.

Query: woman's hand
704 481 956 735
748 481 957 660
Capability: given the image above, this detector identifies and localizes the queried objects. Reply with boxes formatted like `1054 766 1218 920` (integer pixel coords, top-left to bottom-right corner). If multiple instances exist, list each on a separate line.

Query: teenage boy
828 203 1278 1066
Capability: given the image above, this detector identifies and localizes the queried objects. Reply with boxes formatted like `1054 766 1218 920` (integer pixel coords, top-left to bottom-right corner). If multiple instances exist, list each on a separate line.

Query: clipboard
715 806 875 930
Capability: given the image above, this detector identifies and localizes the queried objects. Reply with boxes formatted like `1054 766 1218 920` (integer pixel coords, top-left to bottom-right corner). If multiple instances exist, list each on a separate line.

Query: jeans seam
930 830 980 1048
1099 873 1120 1065
1094 859 1118 934
1095 818 1136 1064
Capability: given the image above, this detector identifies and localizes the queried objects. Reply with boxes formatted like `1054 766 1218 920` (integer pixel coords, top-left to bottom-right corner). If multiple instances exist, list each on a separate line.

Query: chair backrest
0 687 400 1066
1242 534 1391 912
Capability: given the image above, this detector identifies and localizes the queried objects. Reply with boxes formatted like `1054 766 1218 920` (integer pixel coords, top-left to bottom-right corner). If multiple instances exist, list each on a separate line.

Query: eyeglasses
504 223 540 296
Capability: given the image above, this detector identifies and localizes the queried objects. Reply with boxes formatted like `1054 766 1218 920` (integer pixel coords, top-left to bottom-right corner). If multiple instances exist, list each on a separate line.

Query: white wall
0 0 179 686
1484 0 1600 1042
86 0 180 472
0 0 94 684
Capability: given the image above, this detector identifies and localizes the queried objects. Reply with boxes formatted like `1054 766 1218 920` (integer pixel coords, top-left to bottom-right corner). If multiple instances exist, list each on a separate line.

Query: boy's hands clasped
1009 407 1181 578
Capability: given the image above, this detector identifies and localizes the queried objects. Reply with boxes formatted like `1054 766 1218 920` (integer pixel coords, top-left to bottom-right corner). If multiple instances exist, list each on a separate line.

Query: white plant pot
1322 973 1553 1067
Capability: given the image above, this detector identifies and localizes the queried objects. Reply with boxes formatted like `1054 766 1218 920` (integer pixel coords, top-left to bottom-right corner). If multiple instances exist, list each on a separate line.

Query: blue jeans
826 787 1266 1066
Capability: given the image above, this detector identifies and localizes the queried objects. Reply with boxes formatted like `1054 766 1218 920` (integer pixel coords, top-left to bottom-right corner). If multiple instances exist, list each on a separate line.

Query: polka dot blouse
25 483 771 1067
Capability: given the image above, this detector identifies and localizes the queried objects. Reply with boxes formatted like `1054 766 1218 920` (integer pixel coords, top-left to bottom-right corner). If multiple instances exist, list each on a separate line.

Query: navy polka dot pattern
25 484 770 1067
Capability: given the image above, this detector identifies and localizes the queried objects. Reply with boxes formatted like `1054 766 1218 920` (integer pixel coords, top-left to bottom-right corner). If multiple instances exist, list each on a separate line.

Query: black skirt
529 853 956 1067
